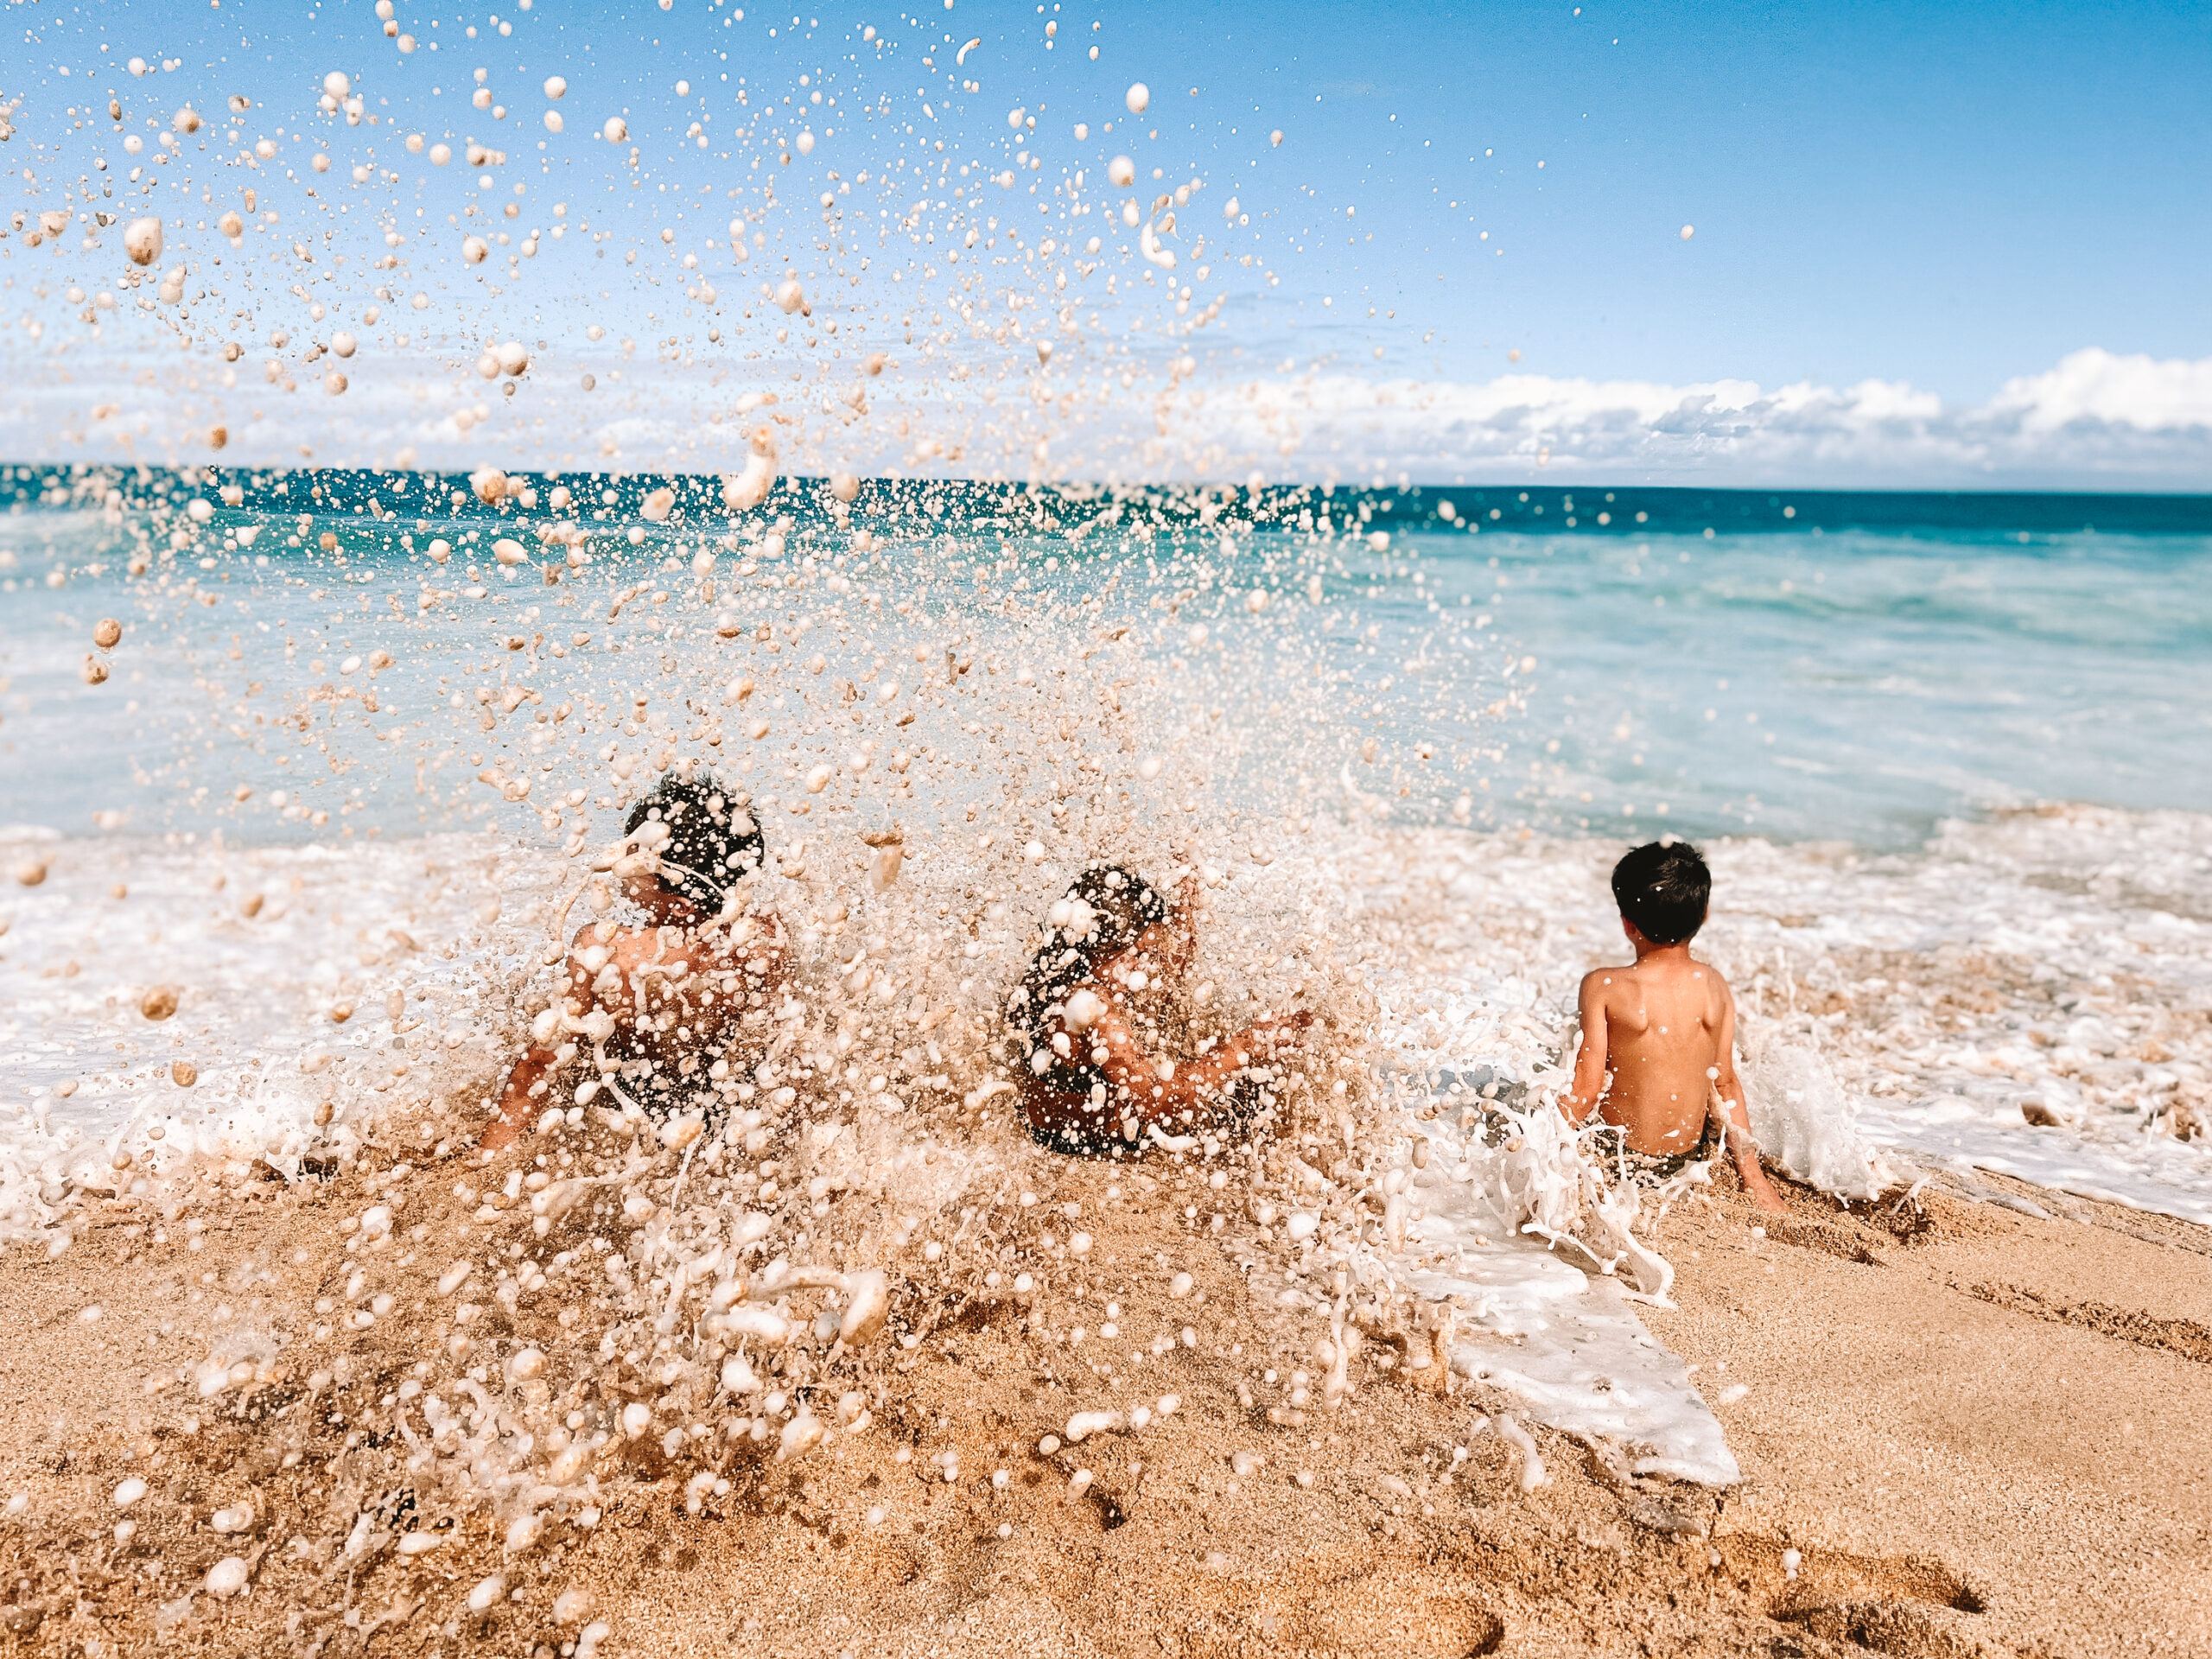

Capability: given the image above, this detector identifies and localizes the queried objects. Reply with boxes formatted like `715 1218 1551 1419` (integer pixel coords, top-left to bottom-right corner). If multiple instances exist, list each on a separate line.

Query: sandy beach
0 1128 2204 1659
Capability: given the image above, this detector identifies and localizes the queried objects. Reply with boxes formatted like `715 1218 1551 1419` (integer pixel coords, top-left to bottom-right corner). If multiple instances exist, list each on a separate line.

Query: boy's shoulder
1577 961 1638 999
1686 951 1735 990
1682 953 1738 1015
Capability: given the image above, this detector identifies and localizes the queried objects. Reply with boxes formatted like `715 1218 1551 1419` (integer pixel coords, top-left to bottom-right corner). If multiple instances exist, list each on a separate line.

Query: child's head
1611 838 1711 946
1011 863 1172 1025
624 771 764 910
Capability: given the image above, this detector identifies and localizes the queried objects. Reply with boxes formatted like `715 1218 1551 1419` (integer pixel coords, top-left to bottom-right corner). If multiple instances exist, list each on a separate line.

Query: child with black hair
1563 839 1787 1212
485 771 787 1148
1008 863 1312 1156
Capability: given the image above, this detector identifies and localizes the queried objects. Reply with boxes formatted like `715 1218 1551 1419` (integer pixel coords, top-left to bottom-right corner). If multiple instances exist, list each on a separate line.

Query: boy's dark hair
1007 863 1168 1028
1611 839 1711 945
625 771 764 910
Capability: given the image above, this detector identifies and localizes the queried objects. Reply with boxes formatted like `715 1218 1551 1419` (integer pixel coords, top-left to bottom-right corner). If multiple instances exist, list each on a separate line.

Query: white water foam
1392 1128 1739 1486
1738 1035 1899 1202
0 830 561 1241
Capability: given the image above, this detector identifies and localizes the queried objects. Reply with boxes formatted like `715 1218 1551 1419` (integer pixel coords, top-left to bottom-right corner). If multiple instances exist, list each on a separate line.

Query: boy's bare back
1573 952 1737 1157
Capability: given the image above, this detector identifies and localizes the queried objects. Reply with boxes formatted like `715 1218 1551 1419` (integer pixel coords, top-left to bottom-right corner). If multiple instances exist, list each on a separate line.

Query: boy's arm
1089 1001 1305 1124
486 1046 568 1148
1174 871 1203 967
1562 972 1610 1127
746 912 790 1001
485 957 591 1148
1710 979 1787 1213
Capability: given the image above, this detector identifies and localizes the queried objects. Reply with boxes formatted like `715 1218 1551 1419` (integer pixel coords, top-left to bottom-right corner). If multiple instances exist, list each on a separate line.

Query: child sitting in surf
1563 839 1788 1213
1008 863 1312 1156
485 772 787 1148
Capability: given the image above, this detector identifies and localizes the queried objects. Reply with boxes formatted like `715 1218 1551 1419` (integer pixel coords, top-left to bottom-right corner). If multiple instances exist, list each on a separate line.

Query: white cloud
1209 348 2212 488
1990 347 2212 434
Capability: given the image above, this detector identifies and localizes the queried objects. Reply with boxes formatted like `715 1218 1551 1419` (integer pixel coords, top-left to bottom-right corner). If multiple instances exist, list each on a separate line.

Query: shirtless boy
1563 839 1787 1212
1010 863 1311 1155
485 772 786 1148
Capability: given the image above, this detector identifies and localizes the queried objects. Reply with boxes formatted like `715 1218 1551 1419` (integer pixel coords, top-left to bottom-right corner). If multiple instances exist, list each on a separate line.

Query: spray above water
0 0 1411 488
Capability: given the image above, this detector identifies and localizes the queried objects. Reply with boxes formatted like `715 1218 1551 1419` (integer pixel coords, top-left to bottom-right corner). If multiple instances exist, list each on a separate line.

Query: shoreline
6 808 2209 1238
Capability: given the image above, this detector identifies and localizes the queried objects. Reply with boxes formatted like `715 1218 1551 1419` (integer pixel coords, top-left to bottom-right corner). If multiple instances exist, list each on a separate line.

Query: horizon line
5 461 2209 506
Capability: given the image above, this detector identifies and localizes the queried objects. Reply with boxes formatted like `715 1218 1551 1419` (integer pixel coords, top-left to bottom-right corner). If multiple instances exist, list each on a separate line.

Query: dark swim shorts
1593 1121 1718 1184
1023 1074 1262 1160
1025 1117 1140 1159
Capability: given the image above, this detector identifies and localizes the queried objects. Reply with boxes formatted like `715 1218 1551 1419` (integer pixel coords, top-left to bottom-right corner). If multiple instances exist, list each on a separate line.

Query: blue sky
2 0 2207 481
1053 0 2212 397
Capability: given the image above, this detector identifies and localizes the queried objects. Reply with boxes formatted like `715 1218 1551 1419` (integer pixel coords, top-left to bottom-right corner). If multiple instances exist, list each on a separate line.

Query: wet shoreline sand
0 1145 2204 1658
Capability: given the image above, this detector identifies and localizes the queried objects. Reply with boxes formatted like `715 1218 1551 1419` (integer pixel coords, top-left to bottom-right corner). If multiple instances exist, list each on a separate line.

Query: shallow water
6 476 2208 847
1495 517 2212 847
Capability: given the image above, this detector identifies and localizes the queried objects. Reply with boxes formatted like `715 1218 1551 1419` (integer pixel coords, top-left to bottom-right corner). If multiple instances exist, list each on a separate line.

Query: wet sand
0 1145 2205 1659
